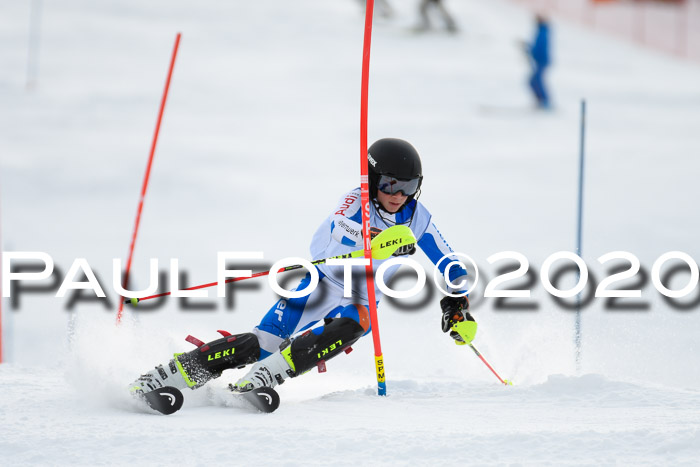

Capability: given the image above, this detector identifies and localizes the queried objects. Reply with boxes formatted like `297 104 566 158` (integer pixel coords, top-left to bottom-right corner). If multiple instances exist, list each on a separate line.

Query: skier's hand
392 243 416 256
440 296 475 344
440 296 471 332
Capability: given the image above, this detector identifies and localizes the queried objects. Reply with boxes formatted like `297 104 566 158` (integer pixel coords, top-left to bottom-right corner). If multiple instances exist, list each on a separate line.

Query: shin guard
286 317 366 376
175 332 261 388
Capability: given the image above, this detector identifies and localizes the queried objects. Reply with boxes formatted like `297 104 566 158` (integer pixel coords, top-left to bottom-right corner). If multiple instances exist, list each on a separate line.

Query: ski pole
468 343 512 386
450 321 511 385
125 224 415 305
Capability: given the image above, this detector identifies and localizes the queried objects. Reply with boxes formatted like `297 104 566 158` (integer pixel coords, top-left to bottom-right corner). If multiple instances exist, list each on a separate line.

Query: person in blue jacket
129 139 474 397
526 15 551 109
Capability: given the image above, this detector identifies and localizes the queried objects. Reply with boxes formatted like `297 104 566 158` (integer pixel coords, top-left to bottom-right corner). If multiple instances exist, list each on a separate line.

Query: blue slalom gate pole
575 99 586 372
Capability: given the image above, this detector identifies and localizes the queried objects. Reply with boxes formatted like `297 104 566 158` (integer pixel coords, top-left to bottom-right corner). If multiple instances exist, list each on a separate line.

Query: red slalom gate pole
116 32 181 324
127 269 275 305
359 0 386 396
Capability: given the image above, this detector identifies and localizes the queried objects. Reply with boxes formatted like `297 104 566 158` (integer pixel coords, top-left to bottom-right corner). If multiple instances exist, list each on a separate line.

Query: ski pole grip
451 320 477 345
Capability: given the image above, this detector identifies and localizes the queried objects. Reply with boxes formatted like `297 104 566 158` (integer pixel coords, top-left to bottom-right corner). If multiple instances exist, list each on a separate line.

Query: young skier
130 138 474 397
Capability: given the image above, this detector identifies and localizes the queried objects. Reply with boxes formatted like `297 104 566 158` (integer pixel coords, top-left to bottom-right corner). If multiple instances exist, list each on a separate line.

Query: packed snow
1 0 700 465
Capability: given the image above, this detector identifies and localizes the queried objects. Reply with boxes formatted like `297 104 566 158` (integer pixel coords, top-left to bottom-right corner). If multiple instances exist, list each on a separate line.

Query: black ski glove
369 227 383 240
440 296 474 343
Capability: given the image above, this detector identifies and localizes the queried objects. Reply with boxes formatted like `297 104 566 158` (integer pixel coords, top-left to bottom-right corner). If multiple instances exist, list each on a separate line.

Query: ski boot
231 344 296 393
130 331 262 396
129 359 191 396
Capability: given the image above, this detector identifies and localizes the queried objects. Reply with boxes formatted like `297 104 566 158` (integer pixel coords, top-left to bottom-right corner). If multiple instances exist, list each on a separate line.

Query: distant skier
356 0 394 19
524 15 551 109
130 139 474 399
416 0 458 33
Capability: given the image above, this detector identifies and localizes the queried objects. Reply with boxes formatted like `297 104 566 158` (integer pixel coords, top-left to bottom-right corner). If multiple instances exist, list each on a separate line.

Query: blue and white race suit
252 188 467 357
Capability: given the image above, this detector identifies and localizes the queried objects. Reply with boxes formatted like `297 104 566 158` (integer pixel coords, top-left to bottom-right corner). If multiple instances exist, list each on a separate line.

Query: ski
231 386 280 413
136 385 279 415
142 386 184 415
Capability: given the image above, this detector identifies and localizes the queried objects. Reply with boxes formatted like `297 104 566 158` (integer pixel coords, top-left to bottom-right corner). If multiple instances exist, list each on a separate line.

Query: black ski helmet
368 138 423 204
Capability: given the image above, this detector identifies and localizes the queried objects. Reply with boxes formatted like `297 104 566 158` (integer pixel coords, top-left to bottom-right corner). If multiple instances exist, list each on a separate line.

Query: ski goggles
377 175 422 196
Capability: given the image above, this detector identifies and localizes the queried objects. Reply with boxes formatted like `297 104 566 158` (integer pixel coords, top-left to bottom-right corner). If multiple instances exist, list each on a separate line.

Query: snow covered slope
1 0 700 465
2 363 700 465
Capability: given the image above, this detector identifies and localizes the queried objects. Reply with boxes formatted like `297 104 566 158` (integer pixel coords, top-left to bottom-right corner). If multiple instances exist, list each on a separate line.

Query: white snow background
1 0 700 465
